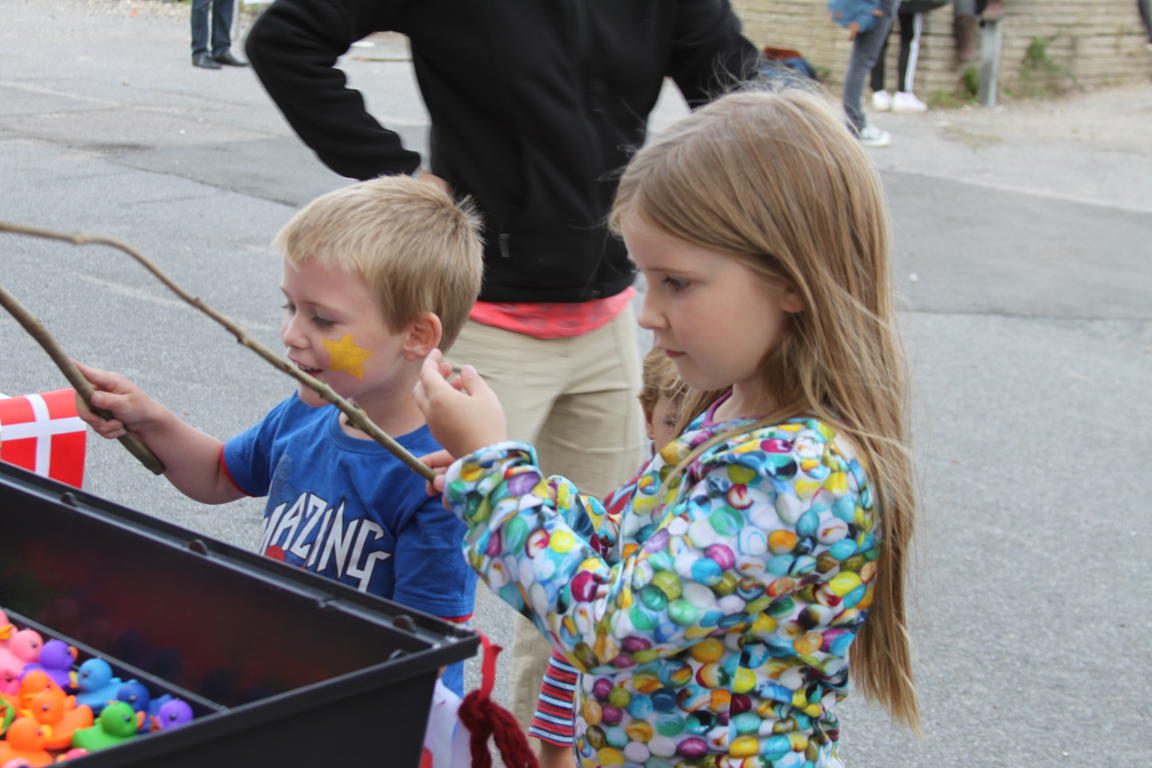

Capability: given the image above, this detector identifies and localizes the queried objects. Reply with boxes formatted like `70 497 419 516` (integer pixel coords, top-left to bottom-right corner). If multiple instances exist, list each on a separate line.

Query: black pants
191 0 234 56
871 11 918 93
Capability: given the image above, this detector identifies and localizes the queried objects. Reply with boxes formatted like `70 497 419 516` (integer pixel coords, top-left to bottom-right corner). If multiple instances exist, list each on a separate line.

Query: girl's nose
636 292 662 331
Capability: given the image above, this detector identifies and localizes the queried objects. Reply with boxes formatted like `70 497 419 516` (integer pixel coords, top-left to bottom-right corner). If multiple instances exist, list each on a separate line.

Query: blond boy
78 176 483 692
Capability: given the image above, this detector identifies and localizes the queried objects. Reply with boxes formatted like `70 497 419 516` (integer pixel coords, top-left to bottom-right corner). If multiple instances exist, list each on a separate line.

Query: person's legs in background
869 22 894 112
844 0 897 146
190 0 221 68
953 0 979 62
209 0 248 66
210 0 234 59
1138 0 1152 46
893 12 928 113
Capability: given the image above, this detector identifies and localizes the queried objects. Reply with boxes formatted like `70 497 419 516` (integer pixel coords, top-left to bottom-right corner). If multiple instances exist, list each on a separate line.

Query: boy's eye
281 302 295 313
662 275 690 292
311 315 335 328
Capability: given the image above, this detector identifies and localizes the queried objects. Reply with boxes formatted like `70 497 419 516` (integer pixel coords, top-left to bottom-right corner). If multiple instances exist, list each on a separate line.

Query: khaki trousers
450 307 646 729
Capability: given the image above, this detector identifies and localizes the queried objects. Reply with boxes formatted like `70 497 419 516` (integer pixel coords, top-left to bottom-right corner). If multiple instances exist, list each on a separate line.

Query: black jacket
247 0 759 303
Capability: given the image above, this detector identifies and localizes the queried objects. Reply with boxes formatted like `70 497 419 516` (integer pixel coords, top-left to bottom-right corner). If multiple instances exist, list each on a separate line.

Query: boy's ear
403 312 443 359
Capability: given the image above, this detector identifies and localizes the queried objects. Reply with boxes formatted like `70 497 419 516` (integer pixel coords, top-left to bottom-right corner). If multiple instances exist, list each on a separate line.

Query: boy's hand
413 349 506 458
74 362 163 440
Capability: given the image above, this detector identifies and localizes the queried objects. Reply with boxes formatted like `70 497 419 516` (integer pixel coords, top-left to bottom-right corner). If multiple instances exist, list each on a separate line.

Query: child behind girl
416 86 919 766
528 348 688 756
638 347 689 453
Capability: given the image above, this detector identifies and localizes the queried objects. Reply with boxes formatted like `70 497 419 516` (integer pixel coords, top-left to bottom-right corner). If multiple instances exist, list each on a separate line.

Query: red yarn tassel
457 634 538 768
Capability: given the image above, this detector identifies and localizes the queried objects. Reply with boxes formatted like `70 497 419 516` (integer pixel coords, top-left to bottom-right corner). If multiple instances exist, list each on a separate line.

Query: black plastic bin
0 461 478 766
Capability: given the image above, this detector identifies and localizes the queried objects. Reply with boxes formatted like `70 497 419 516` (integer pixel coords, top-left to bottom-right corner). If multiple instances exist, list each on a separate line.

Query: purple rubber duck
20 638 77 690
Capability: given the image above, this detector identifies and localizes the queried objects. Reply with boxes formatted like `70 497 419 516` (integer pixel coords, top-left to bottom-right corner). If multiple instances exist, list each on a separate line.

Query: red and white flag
0 388 86 488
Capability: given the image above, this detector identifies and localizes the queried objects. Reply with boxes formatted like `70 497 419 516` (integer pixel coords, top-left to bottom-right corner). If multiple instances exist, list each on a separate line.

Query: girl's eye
662 275 690 292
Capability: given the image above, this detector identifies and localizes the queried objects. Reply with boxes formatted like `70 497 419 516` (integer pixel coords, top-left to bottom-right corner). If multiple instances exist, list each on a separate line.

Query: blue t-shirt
223 394 476 693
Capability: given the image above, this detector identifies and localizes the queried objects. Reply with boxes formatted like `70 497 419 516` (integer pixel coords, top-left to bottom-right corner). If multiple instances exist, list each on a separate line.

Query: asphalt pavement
1 1 1150 765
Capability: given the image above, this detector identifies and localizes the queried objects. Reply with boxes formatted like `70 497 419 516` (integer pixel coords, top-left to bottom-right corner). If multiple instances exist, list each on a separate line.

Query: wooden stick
0 220 435 482
0 282 166 475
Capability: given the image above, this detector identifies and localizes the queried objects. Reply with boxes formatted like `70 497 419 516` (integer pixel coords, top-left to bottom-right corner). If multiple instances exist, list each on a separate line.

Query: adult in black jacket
246 0 759 744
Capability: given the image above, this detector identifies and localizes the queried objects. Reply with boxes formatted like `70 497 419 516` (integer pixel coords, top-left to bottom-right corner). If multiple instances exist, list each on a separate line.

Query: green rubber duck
1 698 13 736
72 700 143 752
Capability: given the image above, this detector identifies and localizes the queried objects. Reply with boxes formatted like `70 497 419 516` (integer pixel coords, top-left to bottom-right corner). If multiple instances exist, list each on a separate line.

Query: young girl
415 87 919 767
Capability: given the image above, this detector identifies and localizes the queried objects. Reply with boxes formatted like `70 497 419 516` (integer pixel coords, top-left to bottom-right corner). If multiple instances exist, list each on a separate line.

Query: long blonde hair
613 87 919 730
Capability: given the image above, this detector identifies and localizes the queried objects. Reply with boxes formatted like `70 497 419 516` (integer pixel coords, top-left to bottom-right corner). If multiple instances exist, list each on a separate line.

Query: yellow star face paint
322 334 373 379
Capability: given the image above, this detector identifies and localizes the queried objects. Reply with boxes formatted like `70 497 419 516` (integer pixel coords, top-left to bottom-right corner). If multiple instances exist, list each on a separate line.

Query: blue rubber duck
74 659 124 715
115 680 172 733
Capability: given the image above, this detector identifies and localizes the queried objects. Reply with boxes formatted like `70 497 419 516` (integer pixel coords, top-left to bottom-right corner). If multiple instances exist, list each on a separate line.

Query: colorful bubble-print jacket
443 408 878 768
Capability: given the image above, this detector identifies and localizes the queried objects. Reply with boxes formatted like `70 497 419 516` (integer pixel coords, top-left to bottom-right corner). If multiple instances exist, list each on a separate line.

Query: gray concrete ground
1 0 1150 765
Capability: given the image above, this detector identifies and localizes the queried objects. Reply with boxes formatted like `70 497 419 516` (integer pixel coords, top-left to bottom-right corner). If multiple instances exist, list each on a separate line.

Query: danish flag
0 389 86 488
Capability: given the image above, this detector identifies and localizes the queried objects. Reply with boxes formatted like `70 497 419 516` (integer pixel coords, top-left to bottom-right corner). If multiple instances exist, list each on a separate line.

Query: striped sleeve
527 651 580 746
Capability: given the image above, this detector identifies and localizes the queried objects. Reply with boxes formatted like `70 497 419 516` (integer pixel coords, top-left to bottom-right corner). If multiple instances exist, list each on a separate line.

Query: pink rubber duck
0 631 43 695
0 610 12 651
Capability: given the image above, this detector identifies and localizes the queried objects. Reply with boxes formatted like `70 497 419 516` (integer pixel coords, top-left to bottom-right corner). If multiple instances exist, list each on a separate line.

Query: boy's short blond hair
639 347 687 413
275 175 484 351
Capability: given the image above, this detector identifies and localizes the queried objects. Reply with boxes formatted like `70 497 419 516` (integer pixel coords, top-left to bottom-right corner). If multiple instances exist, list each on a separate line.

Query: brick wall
734 0 1152 99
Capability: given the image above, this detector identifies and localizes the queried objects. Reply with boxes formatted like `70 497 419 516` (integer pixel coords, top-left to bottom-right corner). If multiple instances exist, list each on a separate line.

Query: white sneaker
871 90 892 111
858 124 891 148
892 91 928 113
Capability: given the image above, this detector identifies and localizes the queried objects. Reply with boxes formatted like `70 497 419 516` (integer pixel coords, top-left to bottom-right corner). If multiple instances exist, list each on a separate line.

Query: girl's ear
404 312 443 359
781 282 805 314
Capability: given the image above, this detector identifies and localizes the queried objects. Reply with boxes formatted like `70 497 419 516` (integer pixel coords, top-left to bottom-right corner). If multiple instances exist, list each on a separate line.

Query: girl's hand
419 449 455 497
413 349 506 458
74 362 163 440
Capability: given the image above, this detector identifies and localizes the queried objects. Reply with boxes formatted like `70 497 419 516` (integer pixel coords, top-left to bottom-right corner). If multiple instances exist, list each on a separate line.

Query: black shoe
192 52 222 69
211 51 249 67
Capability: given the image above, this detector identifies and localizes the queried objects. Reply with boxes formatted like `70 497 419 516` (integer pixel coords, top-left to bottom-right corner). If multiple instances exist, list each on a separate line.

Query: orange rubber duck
15 672 59 712
23 686 93 751
0 716 53 767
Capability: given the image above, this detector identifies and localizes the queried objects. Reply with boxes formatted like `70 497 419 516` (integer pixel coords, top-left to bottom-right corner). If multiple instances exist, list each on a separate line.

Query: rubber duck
0 632 42 695
23 686 92 751
13 673 58 713
150 699 193 732
114 681 171 733
0 717 52 767
0 610 12 651
70 701 142 753
0 698 12 737
57 748 90 762
19 641 75 691
73 660 122 715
